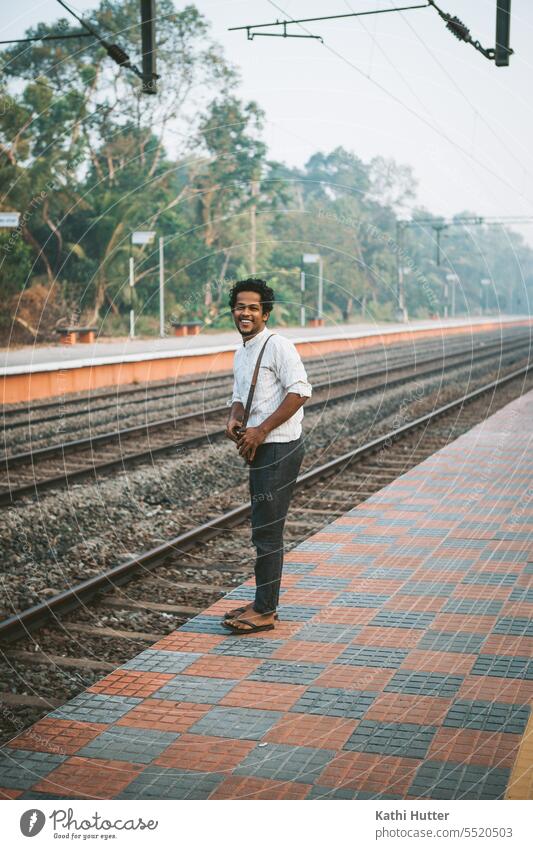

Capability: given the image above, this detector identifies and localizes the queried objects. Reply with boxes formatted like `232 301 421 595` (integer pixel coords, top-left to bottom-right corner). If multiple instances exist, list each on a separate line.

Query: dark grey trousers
249 436 305 614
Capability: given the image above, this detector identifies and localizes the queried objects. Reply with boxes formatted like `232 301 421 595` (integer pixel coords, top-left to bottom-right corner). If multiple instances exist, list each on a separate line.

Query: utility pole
302 253 324 325
140 0 158 93
318 256 324 322
129 257 135 338
159 236 165 337
481 278 491 314
395 220 408 322
495 1 512 66
300 268 306 328
446 273 459 318
433 223 448 267
250 179 258 275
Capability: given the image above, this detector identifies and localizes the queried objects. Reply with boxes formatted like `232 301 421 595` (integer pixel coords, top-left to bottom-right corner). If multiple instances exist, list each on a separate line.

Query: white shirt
231 326 312 443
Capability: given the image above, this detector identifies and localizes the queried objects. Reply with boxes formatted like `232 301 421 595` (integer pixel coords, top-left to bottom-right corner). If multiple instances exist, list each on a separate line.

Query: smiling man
224 278 312 634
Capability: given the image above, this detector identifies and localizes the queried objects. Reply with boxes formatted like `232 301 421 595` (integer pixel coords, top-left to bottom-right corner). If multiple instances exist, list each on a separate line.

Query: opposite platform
3 315 531 403
0 390 532 800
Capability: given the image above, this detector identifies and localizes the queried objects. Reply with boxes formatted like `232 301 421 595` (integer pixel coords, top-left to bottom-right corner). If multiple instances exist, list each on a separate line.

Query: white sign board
0 212 20 228
302 253 320 263
131 230 156 245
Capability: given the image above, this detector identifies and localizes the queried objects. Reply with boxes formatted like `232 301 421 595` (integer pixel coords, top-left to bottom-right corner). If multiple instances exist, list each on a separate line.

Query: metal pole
318 257 323 321
451 276 456 317
129 256 135 339
443 277 449 319
250 179 258 275
495 0 512 66
140 0 157 93
300 269 306 327
396 220 406 321
159 236 165 337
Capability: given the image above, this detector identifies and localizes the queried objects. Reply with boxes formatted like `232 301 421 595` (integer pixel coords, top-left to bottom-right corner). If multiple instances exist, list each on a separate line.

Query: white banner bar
3 799 531 848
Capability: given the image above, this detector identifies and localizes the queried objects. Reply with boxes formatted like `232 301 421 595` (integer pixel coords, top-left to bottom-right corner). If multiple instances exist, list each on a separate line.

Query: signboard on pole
302 253 320 264
0 212 20 228
131 230 156 245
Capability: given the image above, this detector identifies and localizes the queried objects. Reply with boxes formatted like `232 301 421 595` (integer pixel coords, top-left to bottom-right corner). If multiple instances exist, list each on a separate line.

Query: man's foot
223 607 276 634
224 601 254 621
223 602 279 621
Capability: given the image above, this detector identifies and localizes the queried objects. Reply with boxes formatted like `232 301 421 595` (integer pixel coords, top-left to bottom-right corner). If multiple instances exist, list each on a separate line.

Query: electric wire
265 0 531 206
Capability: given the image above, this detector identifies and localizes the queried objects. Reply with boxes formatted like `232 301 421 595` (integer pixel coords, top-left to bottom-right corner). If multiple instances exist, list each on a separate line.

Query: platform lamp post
395 220 408 322
159 236 165 337
130 230 156 338
480 278 491 315
299 262 306 328
129 256 135 338
302 253 323 326
446 273 459 318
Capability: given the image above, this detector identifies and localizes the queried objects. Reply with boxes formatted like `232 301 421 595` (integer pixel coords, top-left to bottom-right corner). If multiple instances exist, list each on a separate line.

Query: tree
0 1 236 325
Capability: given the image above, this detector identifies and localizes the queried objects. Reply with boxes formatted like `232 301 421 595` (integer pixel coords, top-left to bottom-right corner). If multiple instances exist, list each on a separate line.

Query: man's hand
237 426 267 462
226 416 243 443
226 401 245 443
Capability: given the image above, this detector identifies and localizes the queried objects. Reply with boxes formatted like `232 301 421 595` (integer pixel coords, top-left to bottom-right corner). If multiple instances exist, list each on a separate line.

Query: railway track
3 331 506 429
1 363 531 744
1 334 530 505
1 361 530 650
3 329 529 451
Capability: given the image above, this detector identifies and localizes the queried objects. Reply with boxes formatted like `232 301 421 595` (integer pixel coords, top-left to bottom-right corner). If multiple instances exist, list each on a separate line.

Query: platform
0 390 532 800
2 315 531 403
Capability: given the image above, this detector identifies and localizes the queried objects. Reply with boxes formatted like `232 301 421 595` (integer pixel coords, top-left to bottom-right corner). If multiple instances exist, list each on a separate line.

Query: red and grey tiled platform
1 391 532 801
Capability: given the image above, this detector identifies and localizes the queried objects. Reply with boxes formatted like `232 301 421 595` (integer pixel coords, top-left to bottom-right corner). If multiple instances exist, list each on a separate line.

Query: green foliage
1 2 532 341
0 233 33 298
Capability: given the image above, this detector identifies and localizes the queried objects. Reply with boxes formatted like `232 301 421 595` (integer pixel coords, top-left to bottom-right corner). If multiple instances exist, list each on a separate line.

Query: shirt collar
242 325 270 348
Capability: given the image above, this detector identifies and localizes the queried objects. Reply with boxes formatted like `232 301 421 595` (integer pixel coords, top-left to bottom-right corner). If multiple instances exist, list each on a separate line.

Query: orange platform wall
2 318 532 405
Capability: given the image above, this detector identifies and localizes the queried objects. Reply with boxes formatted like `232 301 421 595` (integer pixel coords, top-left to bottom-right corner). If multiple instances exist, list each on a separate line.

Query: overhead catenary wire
397 7 531 186
341 0 533 217
263 0 531 207
0 32 92 46
55 0 145 81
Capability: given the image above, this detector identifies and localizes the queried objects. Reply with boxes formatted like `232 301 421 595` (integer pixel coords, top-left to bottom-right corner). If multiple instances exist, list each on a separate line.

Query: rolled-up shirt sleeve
231 378 243 404
277 339 312 398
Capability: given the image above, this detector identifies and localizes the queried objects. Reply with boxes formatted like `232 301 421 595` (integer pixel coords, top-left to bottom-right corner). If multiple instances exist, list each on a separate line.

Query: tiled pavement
1 392 532 801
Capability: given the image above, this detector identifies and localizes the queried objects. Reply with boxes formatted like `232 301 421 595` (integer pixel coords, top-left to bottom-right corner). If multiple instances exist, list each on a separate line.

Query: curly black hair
228 278 275 315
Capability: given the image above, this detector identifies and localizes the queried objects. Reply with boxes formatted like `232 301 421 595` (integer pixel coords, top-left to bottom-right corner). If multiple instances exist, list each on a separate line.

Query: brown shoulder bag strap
241 334 275 429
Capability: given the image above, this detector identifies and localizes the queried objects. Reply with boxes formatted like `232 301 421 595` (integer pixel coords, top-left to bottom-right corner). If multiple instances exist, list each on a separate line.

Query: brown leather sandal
223 606 278 621
222 617 276 634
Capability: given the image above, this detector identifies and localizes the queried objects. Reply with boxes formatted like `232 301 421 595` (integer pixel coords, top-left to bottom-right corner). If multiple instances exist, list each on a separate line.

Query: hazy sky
3 1 533 241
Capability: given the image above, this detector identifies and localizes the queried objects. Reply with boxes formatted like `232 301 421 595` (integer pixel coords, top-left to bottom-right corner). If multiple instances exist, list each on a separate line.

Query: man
224 278 312 634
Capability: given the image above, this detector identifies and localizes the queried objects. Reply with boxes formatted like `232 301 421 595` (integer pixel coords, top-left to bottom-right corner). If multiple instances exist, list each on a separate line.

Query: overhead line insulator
445 16 470 42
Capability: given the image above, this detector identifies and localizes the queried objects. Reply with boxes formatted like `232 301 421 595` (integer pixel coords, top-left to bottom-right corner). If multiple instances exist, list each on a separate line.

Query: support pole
395 220 407 321
318 257 324 321
140 0 157 93
250 179 258 275
159 236 165 337
129 256 135 339
300 269 306 327
495 0 512 66
451 276 456 317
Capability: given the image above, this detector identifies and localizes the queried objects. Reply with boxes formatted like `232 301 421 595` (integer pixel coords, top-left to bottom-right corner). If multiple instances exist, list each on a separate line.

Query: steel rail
3 334 528 466
3 330 528 428
0 362 529 643
1 339 529 505
2 338 386 425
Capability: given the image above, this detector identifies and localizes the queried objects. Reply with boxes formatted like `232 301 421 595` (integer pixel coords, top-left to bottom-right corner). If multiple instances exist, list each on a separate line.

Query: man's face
232 290 268 338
